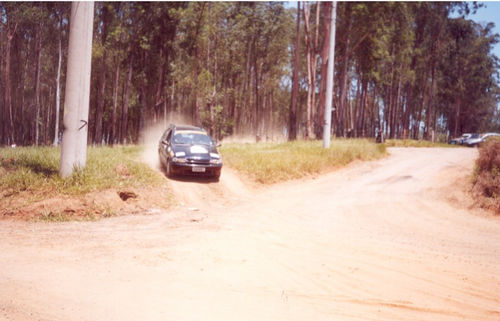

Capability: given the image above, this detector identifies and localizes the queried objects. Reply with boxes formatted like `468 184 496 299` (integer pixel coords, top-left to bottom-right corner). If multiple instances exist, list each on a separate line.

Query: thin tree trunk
316 2 332 138
53 17 63 146
120 55 133 144
338 3 352 137
425 59 437 140
156 47 166 123
3 23 18 145
414 69 429 139
34 24 42 146
358 76 368 137
94 52 106 145
253 49 260 139
20 38 30 145
311 2 320 136
288 1 301 141
110 57 120 145
95 5 109 145
303 2 313 139
454 96 461 138
322 1 337 148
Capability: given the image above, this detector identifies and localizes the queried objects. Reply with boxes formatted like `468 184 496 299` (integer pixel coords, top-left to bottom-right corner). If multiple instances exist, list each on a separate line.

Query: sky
469 1 500 59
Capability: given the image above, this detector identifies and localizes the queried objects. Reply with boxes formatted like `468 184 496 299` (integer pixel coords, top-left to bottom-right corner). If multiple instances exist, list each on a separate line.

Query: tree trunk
120 55 133 144
288 2 301 141
316 2 332 138
155 47 166 123
322 1 337 148
358 76 368 137
110 57 120 145
34 19 43 146
3 22 18 145
454 96 461 138
414 68 429 139
253 40 260 138
338 3 352 137
94 6 109 145
53 17 63 146
425 57 437 140
303 2 313 139
94 62 105 144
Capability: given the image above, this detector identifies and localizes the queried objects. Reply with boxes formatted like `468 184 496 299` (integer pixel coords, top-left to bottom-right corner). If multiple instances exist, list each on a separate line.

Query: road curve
1 147 499 321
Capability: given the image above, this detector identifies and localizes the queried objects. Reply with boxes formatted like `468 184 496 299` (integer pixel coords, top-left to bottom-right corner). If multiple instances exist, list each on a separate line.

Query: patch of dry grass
472 140 500 214
0 146 170 220
384 139 453 148
219 139 386 184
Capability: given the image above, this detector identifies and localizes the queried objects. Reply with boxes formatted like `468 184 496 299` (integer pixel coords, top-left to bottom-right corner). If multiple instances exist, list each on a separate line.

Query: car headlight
172 157 187 163
209 153 222 164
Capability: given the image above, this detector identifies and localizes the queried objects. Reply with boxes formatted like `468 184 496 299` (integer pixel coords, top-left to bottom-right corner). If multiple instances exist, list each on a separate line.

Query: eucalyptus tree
439 17 499 136
288 1 301 141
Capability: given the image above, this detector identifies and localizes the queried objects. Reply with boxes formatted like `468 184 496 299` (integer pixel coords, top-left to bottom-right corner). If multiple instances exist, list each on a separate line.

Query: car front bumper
170 161 222 177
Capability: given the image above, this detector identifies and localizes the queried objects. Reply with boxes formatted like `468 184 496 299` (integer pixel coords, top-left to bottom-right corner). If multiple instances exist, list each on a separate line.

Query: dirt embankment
1 147 499 321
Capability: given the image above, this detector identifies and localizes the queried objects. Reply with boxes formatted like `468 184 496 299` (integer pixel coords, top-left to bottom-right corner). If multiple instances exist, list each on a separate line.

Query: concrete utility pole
60 2 94 178
323 1 337 148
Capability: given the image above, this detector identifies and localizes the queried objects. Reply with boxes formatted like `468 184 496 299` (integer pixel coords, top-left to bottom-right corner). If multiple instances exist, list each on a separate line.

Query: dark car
158 124 222 180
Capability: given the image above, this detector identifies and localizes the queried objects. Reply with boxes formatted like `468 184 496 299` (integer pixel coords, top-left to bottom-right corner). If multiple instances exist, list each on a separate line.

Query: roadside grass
219 139 386 184
0 146 168 220
2 140 387 219
384 139 453 148
472 140 500 214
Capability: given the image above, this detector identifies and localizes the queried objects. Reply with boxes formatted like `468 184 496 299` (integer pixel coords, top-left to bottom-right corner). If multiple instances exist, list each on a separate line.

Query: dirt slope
1 147 499 321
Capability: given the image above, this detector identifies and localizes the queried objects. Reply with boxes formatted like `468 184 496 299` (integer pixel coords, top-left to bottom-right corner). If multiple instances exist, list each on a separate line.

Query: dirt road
1 147 499 321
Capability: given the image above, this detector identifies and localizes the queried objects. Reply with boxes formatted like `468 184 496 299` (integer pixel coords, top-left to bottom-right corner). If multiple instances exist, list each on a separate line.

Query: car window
173 132 213 145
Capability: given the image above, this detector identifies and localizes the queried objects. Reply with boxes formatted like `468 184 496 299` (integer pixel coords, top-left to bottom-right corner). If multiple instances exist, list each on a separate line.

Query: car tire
166 159 173 178
159 154 165 170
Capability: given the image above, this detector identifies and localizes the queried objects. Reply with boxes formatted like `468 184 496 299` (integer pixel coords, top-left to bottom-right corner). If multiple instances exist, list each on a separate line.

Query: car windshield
173 131 213 145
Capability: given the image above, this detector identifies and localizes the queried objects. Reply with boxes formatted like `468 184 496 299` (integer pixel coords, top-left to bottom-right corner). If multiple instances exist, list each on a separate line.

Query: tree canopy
0 1 498 146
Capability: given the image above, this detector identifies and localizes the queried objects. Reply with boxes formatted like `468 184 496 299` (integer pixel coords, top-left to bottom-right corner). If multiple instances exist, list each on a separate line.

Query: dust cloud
138 114 193 171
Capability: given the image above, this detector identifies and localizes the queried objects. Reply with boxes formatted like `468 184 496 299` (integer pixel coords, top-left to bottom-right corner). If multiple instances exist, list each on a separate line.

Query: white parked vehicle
464 132 500 147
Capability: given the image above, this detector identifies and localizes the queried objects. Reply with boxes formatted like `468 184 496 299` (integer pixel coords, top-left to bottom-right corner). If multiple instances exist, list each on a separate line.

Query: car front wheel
166 159 173 178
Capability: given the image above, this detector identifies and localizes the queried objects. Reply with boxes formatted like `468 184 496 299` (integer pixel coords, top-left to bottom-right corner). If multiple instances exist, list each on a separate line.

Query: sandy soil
1 147 499 321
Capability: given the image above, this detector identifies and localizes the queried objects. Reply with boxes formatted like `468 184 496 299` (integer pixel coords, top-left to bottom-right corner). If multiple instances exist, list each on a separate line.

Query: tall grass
219 139 386 184
384 139 453 148
0 145 165 197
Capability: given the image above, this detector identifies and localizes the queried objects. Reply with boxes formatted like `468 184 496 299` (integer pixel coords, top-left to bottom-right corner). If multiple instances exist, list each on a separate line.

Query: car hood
172 144 219 158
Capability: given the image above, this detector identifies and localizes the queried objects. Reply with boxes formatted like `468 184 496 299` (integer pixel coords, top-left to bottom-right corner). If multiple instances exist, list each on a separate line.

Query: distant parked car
158 124 222 180
464 133 500 147
449 133 473 145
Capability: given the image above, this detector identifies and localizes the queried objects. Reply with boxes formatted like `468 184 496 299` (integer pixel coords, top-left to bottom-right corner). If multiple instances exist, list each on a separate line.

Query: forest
0 1 499 146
